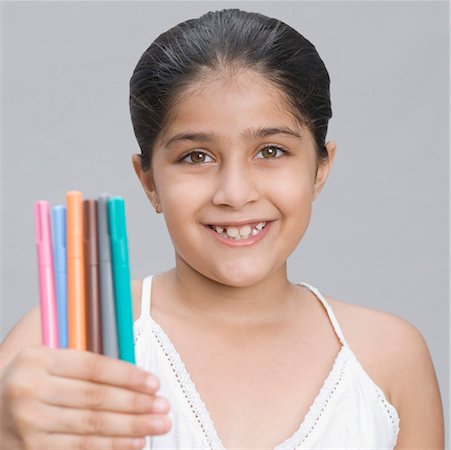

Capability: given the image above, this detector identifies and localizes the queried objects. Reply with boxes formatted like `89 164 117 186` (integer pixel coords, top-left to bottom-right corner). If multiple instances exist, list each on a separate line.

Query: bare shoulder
326 296 444 447
325 295 433 388
325 295 424 361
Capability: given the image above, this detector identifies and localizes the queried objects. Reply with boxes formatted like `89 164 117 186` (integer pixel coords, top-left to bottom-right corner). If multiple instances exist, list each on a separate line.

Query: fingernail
145 376 159 390
153 397 169 413
153 417 169 432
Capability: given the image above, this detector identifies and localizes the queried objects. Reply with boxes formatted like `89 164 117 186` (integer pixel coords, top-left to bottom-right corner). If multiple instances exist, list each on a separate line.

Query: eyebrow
163 126 302 148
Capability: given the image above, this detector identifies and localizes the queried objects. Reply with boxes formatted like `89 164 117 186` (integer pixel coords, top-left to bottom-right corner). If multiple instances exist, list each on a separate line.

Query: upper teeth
213 222 266 239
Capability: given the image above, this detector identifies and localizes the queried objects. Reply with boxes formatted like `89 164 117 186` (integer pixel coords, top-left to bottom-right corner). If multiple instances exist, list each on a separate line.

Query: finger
42 433 147 450
41 375 170 414
39 403 171 437
45 348 159 393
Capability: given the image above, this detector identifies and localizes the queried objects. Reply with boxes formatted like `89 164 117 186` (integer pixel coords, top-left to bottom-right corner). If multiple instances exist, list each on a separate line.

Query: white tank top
134 275 400 449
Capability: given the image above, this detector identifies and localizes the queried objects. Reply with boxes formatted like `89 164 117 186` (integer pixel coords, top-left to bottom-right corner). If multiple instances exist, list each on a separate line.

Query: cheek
268 168 315 245
155 164 209 207
155 169 208 243
268 165 315 210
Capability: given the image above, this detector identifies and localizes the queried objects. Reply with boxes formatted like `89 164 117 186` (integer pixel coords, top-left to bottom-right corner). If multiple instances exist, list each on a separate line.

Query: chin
211 264 270 288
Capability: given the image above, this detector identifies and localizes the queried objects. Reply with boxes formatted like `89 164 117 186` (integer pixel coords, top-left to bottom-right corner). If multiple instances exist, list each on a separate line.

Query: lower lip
204 222 272 247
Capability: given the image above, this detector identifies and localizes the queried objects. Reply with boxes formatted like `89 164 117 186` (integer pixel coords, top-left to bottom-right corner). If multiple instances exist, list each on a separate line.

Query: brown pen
83 199 102 353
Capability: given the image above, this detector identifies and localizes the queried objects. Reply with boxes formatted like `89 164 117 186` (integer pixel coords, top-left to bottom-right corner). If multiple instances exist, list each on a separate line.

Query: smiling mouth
207 222 267 241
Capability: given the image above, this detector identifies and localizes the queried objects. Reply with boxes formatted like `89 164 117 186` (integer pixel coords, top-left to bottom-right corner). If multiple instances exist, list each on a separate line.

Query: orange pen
66 191 86 350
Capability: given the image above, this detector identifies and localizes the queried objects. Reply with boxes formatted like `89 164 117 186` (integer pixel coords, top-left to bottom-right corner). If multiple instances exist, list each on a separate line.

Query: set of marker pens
34 192 135 364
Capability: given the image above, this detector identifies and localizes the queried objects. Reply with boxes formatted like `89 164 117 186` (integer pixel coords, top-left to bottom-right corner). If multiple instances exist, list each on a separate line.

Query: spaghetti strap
300 282 350 348
140 275 153 319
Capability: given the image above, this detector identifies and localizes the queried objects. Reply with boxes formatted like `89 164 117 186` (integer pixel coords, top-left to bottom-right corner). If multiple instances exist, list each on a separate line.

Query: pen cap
66 191 84 259
108 197 128 263
98 193 112 262
83 200 99 265
52 205 67 271
34 201 53 267
108 197 126 240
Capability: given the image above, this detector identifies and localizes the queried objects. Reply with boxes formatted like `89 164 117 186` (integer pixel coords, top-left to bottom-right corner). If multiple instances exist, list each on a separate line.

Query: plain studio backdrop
1 1 449 445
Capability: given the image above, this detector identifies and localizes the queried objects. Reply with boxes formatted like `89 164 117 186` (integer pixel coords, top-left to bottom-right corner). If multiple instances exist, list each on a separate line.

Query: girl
0 8 444 450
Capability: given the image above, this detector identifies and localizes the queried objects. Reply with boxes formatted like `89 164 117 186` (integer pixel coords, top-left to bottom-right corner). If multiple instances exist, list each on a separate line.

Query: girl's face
134 70 335 287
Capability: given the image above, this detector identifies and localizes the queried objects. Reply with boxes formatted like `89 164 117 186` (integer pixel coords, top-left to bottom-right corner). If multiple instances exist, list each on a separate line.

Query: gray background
1 1 449 445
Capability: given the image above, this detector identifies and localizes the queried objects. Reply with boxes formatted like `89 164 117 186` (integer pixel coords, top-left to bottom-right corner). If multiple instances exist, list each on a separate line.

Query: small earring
154 202 162 214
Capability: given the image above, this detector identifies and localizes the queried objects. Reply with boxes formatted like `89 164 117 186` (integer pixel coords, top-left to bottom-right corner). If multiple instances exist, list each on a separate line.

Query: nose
212 159 260 209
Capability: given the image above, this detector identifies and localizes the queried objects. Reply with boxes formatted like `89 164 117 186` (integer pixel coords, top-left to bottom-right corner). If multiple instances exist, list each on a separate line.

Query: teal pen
108 197 135 364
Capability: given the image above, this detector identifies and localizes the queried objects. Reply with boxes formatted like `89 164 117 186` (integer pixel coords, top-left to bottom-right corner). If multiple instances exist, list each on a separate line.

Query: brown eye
180 151 213 164
257 145 285 159
190 151 206 163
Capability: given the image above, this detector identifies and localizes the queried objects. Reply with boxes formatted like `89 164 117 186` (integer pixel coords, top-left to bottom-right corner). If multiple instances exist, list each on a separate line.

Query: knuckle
79 435 98 450
17 346 45 366
14 413 28 434
7 348 47 384
131 416 151 437
78 437 89 450
14 407 36 433
22 434 38 450
84 410 105 435
5 378 31 402
28 439 44 450
84 384 107 408
131 392 146 412
86 354 104 382
10 352 26 369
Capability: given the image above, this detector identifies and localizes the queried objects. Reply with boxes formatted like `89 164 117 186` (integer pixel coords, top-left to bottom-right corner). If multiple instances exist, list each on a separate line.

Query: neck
162 255 299 328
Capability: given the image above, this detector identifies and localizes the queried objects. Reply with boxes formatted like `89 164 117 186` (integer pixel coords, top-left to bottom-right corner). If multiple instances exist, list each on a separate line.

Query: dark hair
130 8 332 171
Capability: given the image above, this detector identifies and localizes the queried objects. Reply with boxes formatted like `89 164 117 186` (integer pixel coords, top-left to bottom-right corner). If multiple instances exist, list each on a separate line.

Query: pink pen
34 201 59 348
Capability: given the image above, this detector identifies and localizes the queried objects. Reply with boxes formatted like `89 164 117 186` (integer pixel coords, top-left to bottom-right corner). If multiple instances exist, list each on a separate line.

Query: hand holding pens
34 191 135 363
1 193 170 450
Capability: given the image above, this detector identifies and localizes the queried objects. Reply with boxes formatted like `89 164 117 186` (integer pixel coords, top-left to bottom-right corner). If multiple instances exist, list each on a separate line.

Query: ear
132 154 160 208
313 141 336 200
